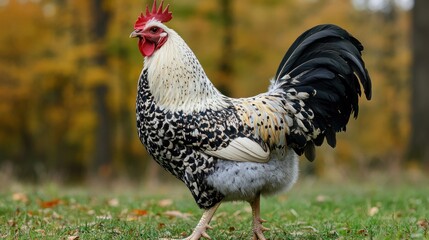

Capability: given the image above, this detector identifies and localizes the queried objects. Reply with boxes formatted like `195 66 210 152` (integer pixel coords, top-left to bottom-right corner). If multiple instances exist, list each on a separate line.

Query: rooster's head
130 0 173 57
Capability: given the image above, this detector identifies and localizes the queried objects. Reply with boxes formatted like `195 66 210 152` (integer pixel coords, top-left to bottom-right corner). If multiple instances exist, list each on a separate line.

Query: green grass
1 178 428 239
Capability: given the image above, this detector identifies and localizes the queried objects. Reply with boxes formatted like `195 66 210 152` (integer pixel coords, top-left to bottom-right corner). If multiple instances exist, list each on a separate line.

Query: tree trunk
90 0 113 179
217 0 234 96
407 0 429 167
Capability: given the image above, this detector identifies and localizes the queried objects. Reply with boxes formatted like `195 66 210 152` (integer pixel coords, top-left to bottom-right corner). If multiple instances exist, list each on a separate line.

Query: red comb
134 0 172 29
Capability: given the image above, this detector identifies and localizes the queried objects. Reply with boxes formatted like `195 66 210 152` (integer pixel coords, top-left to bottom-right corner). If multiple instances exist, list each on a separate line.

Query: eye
150 27 159 33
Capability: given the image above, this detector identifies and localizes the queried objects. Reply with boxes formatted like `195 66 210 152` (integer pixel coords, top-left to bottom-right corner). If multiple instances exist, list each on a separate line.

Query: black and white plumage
131 2 371 239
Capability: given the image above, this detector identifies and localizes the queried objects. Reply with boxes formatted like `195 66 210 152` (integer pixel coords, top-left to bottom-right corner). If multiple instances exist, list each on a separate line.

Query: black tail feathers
275 24 371 160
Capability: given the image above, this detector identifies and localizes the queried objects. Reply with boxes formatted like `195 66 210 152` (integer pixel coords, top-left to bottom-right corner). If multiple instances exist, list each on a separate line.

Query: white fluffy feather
143 20 229 113
207 149 299 202
205 137 270 163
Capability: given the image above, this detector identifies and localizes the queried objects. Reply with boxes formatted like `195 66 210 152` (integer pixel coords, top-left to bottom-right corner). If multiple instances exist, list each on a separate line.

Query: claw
252 218 270 240
183 225 212 240
182 202 220 240
261 226 270 232
201 231 211 239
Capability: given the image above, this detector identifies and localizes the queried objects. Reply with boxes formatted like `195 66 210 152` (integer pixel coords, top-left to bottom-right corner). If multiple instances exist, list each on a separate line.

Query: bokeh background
0 0 427 186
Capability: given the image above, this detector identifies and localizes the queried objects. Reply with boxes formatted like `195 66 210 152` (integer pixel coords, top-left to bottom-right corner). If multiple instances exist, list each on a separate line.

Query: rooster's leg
249 193 269 240
184 202 221 240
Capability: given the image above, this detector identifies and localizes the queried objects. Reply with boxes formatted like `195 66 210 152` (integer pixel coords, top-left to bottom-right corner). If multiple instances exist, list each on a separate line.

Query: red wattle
138 38 155 57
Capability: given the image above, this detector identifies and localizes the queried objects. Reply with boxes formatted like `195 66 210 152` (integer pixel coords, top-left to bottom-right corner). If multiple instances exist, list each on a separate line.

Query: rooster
130 1 371 239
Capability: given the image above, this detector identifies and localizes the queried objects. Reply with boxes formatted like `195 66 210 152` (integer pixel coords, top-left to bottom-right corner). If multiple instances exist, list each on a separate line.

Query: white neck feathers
144 29 228 113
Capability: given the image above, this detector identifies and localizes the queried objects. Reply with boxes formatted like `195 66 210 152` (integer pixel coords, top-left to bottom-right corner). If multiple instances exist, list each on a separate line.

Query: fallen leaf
39 199 61 208
132 209 148 216
7 220 16 227
12 193 28 203
107 198 119 207
52 211 62 219
158 222 166 229
357 229 368 236
158 199 173 207
126 216 138 221
417 219 429 230
68 235 79 240
164 210 191 219
368 206 379 216
315 195 328 202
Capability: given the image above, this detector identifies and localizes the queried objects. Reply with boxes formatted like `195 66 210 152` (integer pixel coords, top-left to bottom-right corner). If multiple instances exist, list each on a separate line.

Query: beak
130 30 142 38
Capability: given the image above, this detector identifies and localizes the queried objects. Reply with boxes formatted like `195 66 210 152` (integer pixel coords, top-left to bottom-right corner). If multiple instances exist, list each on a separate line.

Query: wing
183 26 370 163
204 137 270 163
178 105 271 163
228 93 302 157
202 93 297 163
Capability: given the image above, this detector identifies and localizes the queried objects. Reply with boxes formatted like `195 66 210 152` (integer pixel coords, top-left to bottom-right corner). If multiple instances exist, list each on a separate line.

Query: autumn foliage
0 0 411 181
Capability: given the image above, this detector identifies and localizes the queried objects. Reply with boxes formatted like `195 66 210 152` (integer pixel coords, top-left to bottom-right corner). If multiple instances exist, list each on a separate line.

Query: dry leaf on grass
315 195 329 202
164 210 191 219
157 222 166 229
357 229 368 236
417 219 429 230
158 199 173 207
126 209 148 221
12 193 28 203
7 220 16 227
132 209 148 216
107 198 119 207
368 206 379 216
51 211 63 219
39 199 61 208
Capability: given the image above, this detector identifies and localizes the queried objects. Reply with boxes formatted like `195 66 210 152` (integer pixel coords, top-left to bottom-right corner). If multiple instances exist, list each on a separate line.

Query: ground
0 175 428 239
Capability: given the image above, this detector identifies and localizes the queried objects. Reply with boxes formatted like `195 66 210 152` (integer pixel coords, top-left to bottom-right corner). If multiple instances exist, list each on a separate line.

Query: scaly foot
252 217 269 240
182 202 221 240
250 193 270 240
184 224 213 240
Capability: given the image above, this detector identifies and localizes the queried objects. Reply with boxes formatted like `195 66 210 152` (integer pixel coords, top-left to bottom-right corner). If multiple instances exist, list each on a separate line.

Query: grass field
1 176 428 240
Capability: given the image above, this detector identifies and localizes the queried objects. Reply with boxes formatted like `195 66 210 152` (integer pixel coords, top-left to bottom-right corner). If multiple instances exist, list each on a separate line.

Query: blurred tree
0 0 416 181
89 0 113 180
217 0 234 96
407 0 429 167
